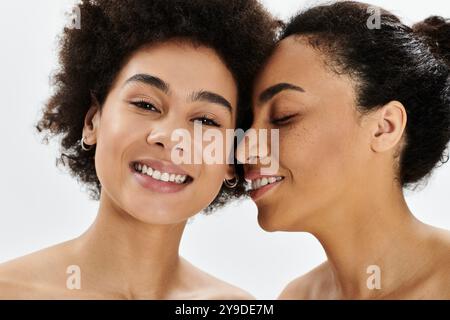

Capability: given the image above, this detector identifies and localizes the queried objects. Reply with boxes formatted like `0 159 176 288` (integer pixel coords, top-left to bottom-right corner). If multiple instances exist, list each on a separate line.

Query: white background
0 0 449 299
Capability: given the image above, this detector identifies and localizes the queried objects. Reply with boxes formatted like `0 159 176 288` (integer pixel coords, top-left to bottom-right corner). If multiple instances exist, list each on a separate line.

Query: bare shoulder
425 226 450 298
0 240 75 299
278 262 331 300
178 258 255 300
0 275 34 300
431 225 450 249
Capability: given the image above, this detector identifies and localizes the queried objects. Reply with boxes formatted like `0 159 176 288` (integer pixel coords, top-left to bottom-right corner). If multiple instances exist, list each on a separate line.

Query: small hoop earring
224 176 239 189
81 136 94 151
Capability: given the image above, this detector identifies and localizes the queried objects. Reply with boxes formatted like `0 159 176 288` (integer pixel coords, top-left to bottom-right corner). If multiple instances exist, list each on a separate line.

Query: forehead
114 41 237 101
253 36 356 107
254 37 327 92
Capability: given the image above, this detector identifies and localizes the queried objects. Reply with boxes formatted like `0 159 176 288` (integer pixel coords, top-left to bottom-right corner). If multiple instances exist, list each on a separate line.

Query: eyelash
131 100 161 113
271 114 298 126
192 116 221 128
131 100 221 128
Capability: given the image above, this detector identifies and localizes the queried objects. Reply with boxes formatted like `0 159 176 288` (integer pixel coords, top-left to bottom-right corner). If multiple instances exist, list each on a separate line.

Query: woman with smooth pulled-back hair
239 1 450 299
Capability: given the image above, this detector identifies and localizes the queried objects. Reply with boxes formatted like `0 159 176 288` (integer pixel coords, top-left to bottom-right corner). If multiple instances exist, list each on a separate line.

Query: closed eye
130 100 161 113
271 114 299 125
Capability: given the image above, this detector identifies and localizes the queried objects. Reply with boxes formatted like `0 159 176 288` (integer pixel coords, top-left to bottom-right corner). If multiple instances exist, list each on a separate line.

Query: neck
74 191 186 299
307 179 431 299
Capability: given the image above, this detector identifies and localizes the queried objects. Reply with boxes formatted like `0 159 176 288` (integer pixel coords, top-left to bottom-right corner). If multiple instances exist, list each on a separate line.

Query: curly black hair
35 0 277 213
282 1 450 188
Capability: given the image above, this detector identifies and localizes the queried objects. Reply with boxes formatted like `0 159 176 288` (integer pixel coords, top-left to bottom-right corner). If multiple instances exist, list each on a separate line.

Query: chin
257 206 308 232
257 209 282 232
128 206 192 225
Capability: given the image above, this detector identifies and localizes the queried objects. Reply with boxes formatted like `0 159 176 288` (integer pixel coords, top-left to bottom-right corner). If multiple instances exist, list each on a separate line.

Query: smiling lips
130 158 193 193
247 176 284 191
130 157 286 197
133 162 189 184
244 170 285 200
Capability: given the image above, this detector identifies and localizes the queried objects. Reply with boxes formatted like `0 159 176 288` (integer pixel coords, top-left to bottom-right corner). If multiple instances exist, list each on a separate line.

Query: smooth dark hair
282 1 450 187
36 0 277 212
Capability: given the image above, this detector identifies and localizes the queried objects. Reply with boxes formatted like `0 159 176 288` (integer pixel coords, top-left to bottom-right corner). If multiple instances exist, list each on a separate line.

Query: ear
225 165 236 180
370 101 407 153
81 103 101 146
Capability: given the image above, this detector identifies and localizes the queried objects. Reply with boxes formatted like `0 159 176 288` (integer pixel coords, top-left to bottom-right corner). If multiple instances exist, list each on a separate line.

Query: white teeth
134 163 188 184
152 170 161 180
250 176 284 191
175 175 186 184
261 178 268 187
161 172 170 182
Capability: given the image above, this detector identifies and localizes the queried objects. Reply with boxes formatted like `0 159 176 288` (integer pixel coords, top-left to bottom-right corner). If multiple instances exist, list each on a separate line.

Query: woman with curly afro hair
0 0 277 299
238 1 450 299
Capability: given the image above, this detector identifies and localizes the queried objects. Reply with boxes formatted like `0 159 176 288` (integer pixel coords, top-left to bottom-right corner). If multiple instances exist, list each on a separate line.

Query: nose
236 130 257 164
236 126 271 165
146 116 185 153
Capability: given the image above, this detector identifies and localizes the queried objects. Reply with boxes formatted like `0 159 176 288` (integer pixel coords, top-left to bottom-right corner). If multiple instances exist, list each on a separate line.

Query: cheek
197 163 228 197
281 117 361 186
94 109 137 193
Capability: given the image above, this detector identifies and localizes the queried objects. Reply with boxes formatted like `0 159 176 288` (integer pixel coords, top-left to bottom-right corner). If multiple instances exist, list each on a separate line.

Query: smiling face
241 36 377 232
83 40 237 224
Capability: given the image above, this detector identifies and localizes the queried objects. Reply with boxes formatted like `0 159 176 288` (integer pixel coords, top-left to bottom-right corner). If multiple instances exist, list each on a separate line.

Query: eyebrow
258 83 305 104
124 73 232 112
190 90 232 112
124 74 170 94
